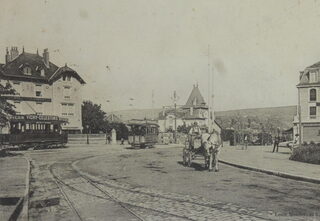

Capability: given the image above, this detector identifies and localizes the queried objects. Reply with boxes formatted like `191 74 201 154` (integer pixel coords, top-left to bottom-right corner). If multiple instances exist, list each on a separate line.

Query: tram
0 114 68 150
127 120 159 148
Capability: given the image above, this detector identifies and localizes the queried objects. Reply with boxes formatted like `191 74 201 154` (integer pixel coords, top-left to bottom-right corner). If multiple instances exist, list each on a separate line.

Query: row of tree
81 101 128 139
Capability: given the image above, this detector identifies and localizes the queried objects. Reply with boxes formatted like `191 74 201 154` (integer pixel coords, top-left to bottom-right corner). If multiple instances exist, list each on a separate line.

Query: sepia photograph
1 0 320 220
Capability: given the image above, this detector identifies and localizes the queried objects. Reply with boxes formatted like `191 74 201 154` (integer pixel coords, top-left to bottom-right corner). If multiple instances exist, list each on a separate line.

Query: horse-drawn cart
182 133 221 172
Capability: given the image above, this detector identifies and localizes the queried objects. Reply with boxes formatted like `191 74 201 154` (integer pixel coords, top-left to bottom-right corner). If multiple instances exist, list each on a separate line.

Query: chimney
5 47 11 64
10 47 19 60
43 48 49 67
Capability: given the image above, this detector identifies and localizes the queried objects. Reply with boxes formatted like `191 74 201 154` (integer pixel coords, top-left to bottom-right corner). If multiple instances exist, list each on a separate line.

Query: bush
290 143 320 164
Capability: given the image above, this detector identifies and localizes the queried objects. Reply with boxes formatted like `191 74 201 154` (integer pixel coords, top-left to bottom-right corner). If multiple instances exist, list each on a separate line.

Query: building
294 61 320 143
158 84 221 133
0 47 85 133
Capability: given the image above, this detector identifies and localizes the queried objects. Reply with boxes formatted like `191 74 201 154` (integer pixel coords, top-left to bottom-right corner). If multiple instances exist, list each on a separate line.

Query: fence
68 134 107 144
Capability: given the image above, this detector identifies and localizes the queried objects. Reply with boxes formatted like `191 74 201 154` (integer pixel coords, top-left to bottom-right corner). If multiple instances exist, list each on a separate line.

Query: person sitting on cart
188 122 201 149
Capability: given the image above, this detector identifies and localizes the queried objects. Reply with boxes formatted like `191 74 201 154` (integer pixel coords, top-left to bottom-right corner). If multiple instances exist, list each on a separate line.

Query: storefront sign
10 115 67 122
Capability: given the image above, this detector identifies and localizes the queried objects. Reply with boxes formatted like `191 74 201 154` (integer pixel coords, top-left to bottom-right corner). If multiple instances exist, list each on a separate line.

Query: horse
201 131 222 172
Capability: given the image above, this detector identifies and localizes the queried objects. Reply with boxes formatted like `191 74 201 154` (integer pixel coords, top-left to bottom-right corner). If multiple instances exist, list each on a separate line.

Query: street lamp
86 125 89 144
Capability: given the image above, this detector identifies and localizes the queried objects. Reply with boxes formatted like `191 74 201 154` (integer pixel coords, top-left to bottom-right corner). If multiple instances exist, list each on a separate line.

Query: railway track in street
48 161 194 221
45 155 275 221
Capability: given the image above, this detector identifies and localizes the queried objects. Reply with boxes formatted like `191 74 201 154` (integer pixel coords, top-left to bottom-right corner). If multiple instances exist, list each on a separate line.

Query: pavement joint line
219 159 320 185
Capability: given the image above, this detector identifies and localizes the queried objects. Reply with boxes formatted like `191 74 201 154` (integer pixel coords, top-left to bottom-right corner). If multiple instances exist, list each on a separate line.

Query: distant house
158 84 221 133
0 47 85 133
294 61 320 143
106 113 122 123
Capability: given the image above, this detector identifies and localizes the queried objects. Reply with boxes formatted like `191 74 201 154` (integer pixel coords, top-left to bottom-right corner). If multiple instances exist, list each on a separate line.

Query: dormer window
310 70 320 83
23 66 32 75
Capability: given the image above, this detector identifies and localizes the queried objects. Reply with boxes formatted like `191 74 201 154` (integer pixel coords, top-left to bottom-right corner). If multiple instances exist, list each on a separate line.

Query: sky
1 0 320 112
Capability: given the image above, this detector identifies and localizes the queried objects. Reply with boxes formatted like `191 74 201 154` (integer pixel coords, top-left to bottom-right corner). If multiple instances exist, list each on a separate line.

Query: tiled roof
0 52 58 80
0 51 85 84
184 85 207 108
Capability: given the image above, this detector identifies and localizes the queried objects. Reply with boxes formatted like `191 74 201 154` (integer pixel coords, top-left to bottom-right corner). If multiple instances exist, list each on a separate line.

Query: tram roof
9 114 68 123
127 121 159 127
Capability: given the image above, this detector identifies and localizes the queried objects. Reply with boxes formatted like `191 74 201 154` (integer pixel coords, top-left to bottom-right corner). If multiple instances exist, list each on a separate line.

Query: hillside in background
111 105 297 129
215 105 297 129
111 108 162 122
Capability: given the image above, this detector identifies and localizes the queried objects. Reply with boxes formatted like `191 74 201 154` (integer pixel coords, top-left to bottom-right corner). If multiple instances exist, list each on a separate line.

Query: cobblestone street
25 144 320 220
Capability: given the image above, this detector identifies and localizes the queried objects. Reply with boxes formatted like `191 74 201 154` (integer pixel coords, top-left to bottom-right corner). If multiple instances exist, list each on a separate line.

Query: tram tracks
71 159 273 221
44 155 274 221
49 161 192 221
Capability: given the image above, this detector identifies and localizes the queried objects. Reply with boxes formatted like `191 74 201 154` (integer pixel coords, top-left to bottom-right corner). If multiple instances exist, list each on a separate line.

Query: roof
127 119 159 126
106 114 122 123
184 84 207 108
49 65 85 84
307 61 320 69
0 51 85 84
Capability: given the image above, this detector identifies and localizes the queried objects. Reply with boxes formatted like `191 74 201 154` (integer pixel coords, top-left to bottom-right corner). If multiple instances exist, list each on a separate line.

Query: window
63 86 71 99
61 103 74 116
40 69 45 77
310 89 317 102
36 102 43 115
23 67 32 75
310 106 317 118
12 81 21 95
36 91 42 97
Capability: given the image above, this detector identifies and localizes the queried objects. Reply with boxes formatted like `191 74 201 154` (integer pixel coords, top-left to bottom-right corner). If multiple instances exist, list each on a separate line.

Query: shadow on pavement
177 161 208 171
0 150 23 158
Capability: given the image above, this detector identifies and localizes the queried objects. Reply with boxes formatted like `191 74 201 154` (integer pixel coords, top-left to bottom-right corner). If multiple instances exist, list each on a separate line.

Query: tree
82 101 107 133
106 122 129 140
0 81 16 123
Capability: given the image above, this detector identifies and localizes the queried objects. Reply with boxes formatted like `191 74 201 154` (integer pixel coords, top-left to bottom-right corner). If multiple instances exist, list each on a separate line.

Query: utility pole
298 88 302 148
172 90 179 143
207 44 213 133
152 90 155 120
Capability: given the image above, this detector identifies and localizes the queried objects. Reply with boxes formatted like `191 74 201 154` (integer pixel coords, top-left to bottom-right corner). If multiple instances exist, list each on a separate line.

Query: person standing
243 134 248 150
273 135 280 152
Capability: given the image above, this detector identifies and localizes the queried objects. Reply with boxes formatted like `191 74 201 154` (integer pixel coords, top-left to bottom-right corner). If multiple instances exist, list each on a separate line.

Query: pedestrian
243 135 248 150
107 134 111 144
272 135 280 152
120 137 124 145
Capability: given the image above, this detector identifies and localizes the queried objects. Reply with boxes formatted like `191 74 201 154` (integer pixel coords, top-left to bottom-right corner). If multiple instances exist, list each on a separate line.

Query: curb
8 157 31 221
219 159 320 185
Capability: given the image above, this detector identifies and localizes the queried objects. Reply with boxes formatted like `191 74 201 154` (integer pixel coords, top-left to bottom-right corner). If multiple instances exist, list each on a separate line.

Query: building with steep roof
0 47 85 133
294 61 320 143
158 84 221 133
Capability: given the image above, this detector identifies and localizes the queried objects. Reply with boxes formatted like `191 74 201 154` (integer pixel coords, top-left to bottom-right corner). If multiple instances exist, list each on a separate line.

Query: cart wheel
187 152 192 167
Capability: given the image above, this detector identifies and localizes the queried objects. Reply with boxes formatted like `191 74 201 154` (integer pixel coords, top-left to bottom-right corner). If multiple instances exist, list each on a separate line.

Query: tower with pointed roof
182 84 209 128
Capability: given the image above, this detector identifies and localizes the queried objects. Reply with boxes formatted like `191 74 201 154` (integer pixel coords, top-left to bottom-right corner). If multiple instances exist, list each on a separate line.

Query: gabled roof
106 113 122 123
307 61 320 69
184 84 207 108
49 65 85 84
0 52 58 81
0 51 85 84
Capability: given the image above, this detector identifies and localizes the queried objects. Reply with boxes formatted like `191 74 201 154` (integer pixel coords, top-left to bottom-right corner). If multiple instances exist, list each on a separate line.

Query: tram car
127 120 159 148
0 114 68 150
